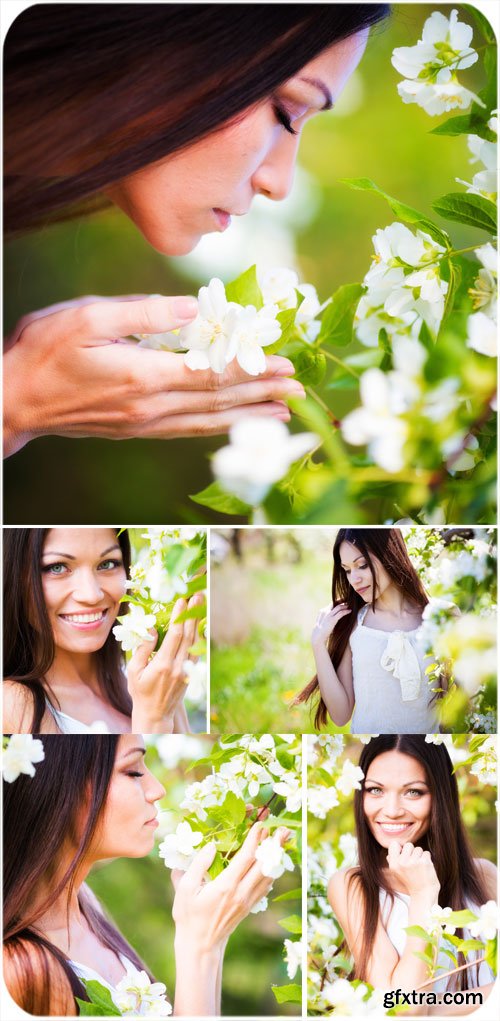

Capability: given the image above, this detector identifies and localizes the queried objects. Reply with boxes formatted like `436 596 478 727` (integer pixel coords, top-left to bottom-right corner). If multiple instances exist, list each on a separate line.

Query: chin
140 223 201 256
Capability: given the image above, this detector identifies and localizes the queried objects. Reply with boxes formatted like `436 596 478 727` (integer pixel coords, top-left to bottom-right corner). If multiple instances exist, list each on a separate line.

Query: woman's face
88 737 166 860
339 540 392 603
40 528 127 655
363 750 432 849
108 31 369 254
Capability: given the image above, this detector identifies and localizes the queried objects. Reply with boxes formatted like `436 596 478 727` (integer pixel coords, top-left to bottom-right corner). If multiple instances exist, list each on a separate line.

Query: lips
356 585 371 596
59 609 110 630
212 208 232 230
377 822 413 834
144 816 159 828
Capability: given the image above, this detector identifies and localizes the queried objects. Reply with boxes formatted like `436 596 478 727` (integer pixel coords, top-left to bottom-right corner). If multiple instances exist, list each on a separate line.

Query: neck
31 858 92 950
374 585 408 615
45 649 101 694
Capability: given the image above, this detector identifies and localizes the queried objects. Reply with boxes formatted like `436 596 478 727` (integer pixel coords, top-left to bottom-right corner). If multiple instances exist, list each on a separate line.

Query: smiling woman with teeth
3 528 201 734
327 736 497 1013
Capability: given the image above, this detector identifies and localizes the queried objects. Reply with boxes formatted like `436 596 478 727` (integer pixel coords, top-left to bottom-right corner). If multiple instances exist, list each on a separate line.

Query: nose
145 768 166 803
383 792 406 818
251 134 299 202
72 569 104 604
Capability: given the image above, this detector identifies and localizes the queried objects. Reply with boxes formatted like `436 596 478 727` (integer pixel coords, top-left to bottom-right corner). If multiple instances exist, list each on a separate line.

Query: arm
4 296 302 457
128 595 202 733
2 680 59 734
172 825 290 1016
311 604 355 726
329 846 441 1001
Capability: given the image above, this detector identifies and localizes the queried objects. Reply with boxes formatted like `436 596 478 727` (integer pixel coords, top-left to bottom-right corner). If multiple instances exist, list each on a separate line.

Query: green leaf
413 949 435 966
405 925 433 941
486 935 497 973
277 913 302 934
174 603 206 622
76 1001 114 1017
432 193 497 234
225 264 263 308
190 481 251 516
265 307 299 355
341 177 451 247
431 113 496 141
293 348 326 385
318 283 364 347
77 980 122 1016
443 909 479 926
208 850 225 880
184 574 207 595
272 983 302 1005
272 887 302 902
219 790 246 825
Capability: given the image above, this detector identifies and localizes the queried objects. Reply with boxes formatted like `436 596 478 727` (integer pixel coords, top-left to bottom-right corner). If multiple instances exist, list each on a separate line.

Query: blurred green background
88 736 301 1016
4 5 488 523
210 528 340 733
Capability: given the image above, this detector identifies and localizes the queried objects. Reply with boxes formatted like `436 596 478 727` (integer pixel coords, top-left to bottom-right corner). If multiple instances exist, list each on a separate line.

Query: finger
387 839 401 865
173 600 200 673
64 295 200 342
127 629 158 675
130 376 306 416
223 824 265 884
133 402 292 439
180 841 217 891
159 598 188 662
113 348 297 393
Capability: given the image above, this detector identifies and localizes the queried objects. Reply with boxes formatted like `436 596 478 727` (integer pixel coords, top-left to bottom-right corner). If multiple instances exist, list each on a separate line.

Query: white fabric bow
380 631 421 701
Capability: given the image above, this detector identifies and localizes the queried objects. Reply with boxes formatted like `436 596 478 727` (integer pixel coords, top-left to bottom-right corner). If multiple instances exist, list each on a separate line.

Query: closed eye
272 103 298 136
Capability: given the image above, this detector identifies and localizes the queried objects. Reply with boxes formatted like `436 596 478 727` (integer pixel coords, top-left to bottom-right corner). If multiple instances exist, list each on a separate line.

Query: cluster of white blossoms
113 603 157 654
158 820 204 871
171 269 321 375
2 735 45 783
469 736 497 786
466 243 498 359
355 222 449 343
426 900 499 944
311 978 386 1016
459 113 498 201
283 937 302 980
392 8 482 116
212 417 318 507
433 613 497 696
255 834 295 879
111 963 172 1017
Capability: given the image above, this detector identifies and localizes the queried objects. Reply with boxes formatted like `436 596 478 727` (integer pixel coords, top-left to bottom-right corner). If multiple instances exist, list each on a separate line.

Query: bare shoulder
328 867 360 914
3 940 77 1017
474 857 498 899
3 680 35 733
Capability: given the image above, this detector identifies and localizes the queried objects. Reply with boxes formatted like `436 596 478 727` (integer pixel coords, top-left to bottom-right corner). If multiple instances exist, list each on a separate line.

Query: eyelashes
41 558 123 575
272 103 298 136
126 771 144 779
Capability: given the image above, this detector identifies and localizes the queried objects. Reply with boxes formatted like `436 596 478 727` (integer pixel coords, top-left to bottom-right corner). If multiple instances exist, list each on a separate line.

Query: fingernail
273 359 295 376
170 296 199 320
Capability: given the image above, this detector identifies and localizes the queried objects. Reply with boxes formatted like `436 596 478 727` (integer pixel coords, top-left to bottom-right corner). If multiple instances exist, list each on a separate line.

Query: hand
386 840 440 900
4 295 305 456
128 594 202 732
172 824 291 954
312 602 352 649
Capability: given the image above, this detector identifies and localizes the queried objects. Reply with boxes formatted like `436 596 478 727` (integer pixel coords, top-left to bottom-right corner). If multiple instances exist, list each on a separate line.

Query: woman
327 736 496 1014
296 528 446 733
4 3 388 457
3 528 202 734
3 734 290 1016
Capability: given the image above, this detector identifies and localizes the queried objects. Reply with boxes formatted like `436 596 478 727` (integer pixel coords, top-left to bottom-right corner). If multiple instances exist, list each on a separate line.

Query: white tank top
379 890 494 991
45 699 109 734
350 606 439 734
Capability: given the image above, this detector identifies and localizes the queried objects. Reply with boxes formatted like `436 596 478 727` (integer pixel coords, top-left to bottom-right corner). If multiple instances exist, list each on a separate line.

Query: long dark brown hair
3 528 132 731
4 3 389 234
3 735 152 1017
348 735 489 990
296 528 429 728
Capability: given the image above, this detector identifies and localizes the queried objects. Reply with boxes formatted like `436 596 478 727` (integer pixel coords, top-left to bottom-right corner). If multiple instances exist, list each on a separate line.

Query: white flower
225 304 281 375
250 895 268 914
273 772 302 813
113 605 157 654
257 266 321 340
470 737 497 786
321 978 385 1015
145 561 188 603
158 821 204 871
443 433 480 474
182 660 207 704
341 368 409 472
112 963 172 1017
336 759 364 797
339 833 359 868
284 938 302 979
428 903 457 935
2 735 45 783
355 295 422 348
255 835 294 879
459 125 498 199
307 784 340 819
468 901 499 942
212 417 318 505
392 9 482 117
467 312 497 357
179 277 236 372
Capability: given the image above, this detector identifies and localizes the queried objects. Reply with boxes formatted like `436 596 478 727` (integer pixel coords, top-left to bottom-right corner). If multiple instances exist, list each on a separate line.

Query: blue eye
42 563 68 575
99 559 123 571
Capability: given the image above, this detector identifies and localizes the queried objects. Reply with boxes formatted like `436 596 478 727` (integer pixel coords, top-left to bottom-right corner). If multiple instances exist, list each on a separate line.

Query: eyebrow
42 544 121 559
365 778 429 787
298 75 333 110
120 746 146 760
341 554 366 566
